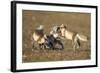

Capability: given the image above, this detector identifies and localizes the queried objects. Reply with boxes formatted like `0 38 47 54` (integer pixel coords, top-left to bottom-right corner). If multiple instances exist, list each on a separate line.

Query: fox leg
72 35 80 50
72 39 76 50
76 39 80 49
72 33 77 50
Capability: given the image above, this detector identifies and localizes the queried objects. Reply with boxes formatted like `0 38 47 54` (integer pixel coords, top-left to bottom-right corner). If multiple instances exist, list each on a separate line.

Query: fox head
56 24 67 33
60 24 67 29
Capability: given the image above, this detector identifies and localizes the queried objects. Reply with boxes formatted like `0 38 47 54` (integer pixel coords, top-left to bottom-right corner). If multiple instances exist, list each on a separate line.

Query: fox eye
60 27 63 29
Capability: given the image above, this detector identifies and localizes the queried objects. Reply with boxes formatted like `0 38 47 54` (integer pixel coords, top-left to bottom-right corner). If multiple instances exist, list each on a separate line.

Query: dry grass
22 10 91 63
22 49 90 63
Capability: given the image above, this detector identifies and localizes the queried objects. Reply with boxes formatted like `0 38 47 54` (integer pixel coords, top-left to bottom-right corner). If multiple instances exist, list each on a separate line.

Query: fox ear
64 24 68 28
60 24 64 27
61 24 64 26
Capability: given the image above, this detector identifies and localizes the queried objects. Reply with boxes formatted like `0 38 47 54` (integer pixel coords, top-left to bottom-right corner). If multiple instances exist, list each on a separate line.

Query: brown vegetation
22 10 91 63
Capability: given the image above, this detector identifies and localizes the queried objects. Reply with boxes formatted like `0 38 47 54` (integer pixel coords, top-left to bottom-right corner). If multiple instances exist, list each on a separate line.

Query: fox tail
77 34 88 42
